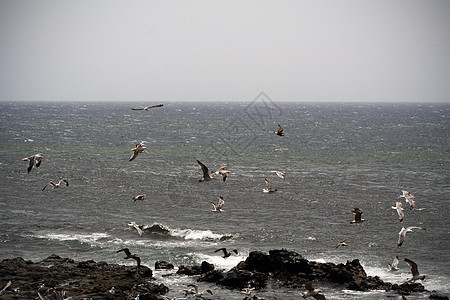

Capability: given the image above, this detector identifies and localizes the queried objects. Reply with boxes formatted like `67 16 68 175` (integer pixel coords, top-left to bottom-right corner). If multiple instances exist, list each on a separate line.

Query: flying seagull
392 202 405 222
215 166 229 181
263 178 277 193
398 226 426 247
197 160 215 182
388 255 400 271
404 257 426 282
131 104 163 110
272 170 285 179
132 194 146 203
335 238 348 248
400 190 416 210
129 142 147 161
42 179 69 191
128 221 143 237
350 208 366 224
22 153 45 173
274 124 284 136
116 248 141 268
302 282 326 299
211 196 225 212
214 248 238 258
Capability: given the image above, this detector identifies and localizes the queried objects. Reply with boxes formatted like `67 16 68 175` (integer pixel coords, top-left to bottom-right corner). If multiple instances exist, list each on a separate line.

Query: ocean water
0 100 449 299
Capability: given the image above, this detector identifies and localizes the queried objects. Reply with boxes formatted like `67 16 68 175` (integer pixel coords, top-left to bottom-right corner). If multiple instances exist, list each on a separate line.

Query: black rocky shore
0 249 447 299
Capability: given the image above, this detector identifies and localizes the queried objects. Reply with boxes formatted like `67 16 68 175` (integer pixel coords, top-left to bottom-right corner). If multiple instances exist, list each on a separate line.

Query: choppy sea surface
0 100 449 299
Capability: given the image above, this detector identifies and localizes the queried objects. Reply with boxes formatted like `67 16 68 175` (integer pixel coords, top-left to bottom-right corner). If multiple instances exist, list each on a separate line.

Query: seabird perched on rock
197 160 215 182
129 142 147 161
263 178 277 193
272 171 285 179
131 104 163 110
214 248 238 258
392 202 405 222
215 166 229 181
388 255 400 271
42 179 69 191
116 248 141 268
404 257 426 282
274 124 284 136
398 226 426 247
211 196 225 212
22 153 45 173
350 208 366 224
128 221 143 236
335 238 348 248
132 194 146 203
302 282 326 299
186 284 213 299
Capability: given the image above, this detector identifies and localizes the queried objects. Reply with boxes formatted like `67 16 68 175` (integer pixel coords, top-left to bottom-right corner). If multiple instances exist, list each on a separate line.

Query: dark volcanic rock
0 255 166 299
176 261 214 276
155 260 174 270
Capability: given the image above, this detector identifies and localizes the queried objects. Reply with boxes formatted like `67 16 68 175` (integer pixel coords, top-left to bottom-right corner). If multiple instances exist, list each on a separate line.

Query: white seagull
131 104 163 110
398 226 426 247
263 178 277 193
404 257 426 282
184 284 213 299
392 202 405 222
335 238 348 248
400 190 416 210
211 196 225 212
129 142 147 161
215 166 229 182
128 221 143 237
302 282 326 299
388 255 400 271
197 160 215 182
42 179 69 191
22 153 45 173
272 171 285 179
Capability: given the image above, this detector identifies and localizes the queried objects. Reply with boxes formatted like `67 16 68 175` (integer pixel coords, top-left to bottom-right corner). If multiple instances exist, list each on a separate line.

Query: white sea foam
37 232 110 244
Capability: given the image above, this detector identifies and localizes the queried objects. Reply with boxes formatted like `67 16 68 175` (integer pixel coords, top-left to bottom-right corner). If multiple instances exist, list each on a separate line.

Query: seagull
215 166 229 181
272 170 285 179
404 258 426 282
131 104 163 110
129 142 147 161
197 160 215 182
274 124 284 136
398 226 426 247
335 238 348 248
132 194 146 203
22 153 45 173
128 221 143 237
42 179 69 191
400 190 415 199
186 284 213 299
116 248 141 268
392 202 405 222
388 255 400 271
302 282 326 299
350 208 366 223
214 248 238 258
211 196 225 212
263 178 277 193
0 281 11 295
400 190 416 210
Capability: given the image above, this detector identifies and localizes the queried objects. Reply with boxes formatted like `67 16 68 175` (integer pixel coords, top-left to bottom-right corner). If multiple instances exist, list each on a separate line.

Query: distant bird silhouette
116 248 140 268
404 257 426 282
274 124 284 136
398 226 426 247
272 170 285 179
22 153 45 173
211 196 225 212
215 166 229 181
131 104 163 110
129 142 147 161
132 194 146 203
263 178 277 193
197 160 215 182
388 255 400 271
392 202 405 222
350 208 366 224
215 247 238 258
335 238 348 248
302 282 326 299
42 179 69 191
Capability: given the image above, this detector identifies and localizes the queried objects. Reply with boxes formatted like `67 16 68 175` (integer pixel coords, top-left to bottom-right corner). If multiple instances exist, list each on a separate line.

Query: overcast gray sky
1 0 449 102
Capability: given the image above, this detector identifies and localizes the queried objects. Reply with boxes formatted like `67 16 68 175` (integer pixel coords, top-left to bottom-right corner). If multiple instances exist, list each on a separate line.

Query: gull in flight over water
215 166 229 181
392 202 405 222
398 226 426 247
263 178 277 193
335 238 348 248
350 208 366 224
272 170 285 179
211 196 225 212
22 153 45 173
404 257 426 282
129 142 147 161
128 221 143 237
302 282 326 299
132 194 146 203
42 179 69 191
274 124 284 136
116 248 141 268
197 160 215 182
400 190 416 210
215 247 238 258
131 104 163 110
388 255 400 271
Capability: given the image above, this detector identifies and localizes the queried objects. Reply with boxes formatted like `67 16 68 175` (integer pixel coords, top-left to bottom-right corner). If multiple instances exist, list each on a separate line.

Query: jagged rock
429 294 449 299
176 261 214 276
155 260 174 270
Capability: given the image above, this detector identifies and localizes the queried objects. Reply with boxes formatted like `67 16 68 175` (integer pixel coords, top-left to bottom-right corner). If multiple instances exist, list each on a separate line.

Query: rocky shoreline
0 249 447 299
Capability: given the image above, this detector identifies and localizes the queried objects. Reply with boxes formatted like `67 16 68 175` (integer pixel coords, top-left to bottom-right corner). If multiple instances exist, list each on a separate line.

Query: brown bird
129 142 147 161
131 104 163 110
197 160 215 182
335 238 348 248
215 166 229 181
274 124 284 136
350 208 366 224
215 247 238 258
42 179 69 191
116 248 140 268
302 282 326 299
22 153 45 173
132 194 146 203
404 257 426 282
263 178 277 193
